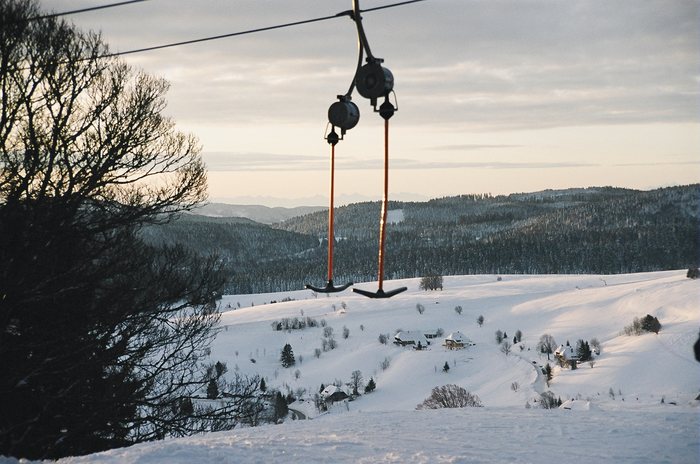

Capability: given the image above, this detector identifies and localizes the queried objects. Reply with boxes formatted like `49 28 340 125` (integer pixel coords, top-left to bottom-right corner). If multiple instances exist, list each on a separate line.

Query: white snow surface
13 271 700 463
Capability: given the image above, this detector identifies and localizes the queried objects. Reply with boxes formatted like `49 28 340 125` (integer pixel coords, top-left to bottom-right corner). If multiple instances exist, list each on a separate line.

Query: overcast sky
41 0 699 206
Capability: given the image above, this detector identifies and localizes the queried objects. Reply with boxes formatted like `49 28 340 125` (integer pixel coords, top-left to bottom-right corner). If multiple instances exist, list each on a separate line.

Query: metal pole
377 118 390 291
327 143 336 283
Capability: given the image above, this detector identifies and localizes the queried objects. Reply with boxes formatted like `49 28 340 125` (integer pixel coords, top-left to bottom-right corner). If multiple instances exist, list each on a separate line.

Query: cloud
202 152 325 171
428 144 522 151
47 0 699 132
612 160 700 167
203 151 597 172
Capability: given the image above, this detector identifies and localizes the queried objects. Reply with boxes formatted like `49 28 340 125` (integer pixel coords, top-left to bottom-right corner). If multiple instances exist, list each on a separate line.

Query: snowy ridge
37 271 700 463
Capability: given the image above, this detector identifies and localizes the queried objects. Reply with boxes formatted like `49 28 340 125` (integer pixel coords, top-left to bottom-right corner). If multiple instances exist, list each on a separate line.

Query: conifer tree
206 379 219 399
576 339 593 362
280 344 295 368
641 314 662 334
544 363 553 386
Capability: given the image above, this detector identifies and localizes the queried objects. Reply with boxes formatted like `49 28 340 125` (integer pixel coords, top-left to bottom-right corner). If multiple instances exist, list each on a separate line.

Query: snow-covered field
20 271 700 463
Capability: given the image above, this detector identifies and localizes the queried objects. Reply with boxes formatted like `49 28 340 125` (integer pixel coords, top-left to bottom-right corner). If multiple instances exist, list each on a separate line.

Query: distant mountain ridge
146 185 699 294
192 203 324 224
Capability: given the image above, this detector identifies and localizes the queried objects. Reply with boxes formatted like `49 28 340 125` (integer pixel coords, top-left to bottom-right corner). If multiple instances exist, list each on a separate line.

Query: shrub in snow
687 267 700 279
454 305 463 315
623 315 661 335
419 274 443 291
417 384 483 409
543 363 553 386
477 315 484 326
641 314 661 334
380 357 391 371
495 330 504 344
327 337 338 350
539 391 560 409
416 303 425 314
501 341 512 356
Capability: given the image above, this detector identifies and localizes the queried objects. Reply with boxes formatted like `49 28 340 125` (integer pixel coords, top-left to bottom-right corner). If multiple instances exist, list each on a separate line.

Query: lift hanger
306 0 406 298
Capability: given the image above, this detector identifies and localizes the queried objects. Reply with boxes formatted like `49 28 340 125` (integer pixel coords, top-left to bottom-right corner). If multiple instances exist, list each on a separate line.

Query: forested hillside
145 185 699 294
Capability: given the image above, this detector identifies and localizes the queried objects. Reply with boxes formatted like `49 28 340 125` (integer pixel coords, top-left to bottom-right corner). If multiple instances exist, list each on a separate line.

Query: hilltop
146 185 699 294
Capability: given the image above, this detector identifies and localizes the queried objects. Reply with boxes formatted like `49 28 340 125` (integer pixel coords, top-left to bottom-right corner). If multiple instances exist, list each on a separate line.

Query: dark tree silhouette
280 344 296 368
641 314 662 334
365 378 376 393
0 1 230 459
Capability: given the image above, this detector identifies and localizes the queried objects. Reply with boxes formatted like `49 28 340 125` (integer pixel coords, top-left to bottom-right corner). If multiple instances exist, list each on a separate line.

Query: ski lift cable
28 0 151 21
88 0 428 59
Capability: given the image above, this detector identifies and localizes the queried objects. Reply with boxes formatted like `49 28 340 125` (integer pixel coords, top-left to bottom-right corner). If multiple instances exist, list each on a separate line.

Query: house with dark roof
394 330 429 348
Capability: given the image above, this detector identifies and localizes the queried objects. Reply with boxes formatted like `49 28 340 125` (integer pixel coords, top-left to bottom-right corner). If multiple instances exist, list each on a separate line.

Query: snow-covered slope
39 271 700 463
214 271 699 411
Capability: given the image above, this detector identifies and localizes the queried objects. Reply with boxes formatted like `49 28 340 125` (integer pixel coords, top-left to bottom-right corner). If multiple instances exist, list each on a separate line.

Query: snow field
214 271 700 411
20 270 698 463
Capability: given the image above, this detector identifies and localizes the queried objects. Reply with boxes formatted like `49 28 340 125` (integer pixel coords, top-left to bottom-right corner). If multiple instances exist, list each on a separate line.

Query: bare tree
350 370 363 395
495 330 504 344
419 274 443 291
537 334 557 360
514 329 523 343
539 391 560 409
0 1 225 459
501 340 512 356
416 384 483 409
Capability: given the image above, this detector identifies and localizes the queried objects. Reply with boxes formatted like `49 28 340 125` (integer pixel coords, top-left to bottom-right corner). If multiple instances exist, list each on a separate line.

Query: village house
443 331 473 350
320 385 349 404
554 342 579 368
393 330 429 348
554 343 578 361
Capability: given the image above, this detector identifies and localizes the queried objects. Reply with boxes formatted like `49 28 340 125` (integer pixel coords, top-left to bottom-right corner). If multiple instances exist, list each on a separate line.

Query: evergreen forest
144 185 699 294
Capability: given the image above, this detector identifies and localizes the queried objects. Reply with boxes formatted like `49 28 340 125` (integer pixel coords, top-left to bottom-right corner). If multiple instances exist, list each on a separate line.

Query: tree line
156 185 699 293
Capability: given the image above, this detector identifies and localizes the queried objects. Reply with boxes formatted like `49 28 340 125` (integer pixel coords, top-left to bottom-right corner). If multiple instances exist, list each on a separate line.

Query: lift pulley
305 0 406 298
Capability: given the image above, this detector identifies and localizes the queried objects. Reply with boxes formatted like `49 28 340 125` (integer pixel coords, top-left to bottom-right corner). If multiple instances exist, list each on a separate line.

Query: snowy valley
43 270 700 464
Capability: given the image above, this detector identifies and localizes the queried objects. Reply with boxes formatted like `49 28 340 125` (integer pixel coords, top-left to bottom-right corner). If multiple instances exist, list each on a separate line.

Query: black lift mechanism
305 0 406 298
